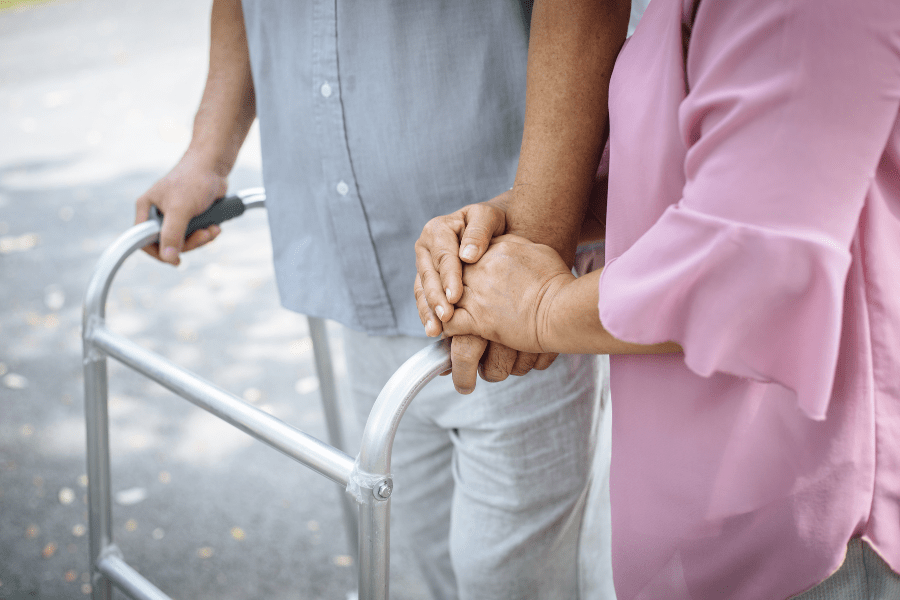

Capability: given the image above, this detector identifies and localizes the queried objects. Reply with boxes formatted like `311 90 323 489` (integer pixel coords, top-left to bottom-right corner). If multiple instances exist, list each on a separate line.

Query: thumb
459 204 505 263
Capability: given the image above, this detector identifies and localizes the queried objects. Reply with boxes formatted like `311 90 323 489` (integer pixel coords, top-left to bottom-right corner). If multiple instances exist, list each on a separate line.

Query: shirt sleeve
598 0 900 419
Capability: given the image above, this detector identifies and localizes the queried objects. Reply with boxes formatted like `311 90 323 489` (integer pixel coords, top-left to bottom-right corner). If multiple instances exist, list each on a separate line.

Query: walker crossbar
89 326 354 485
81 188 452 600
96 550 169 600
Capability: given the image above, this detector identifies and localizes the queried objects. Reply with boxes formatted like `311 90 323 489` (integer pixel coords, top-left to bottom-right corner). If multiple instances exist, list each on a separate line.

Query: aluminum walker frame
82 187 452 600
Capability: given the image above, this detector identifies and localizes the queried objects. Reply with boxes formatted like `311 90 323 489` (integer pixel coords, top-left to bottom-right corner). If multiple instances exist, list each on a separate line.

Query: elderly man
135 1 638 597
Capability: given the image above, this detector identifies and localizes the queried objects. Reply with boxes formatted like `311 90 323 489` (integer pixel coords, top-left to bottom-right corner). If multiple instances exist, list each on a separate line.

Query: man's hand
134 156 228 266
414 191 509 331
433 235 574 353
414 191 559 394
134 0 256 267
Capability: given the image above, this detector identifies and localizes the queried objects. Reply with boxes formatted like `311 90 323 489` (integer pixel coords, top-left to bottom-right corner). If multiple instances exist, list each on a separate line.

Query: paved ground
0 1 428 598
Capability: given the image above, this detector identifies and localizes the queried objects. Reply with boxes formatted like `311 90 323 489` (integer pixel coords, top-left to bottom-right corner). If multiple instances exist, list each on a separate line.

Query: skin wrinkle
536 272 575 355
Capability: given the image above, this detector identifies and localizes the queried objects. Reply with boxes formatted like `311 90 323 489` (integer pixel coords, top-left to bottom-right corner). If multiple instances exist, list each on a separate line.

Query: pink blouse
598 0 900 598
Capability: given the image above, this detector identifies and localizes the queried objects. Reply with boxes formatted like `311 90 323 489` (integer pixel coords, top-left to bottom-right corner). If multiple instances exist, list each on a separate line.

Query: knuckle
461 224 489 241
511 353 538 376
420 264 440 283
421 218 443 237
480 365 508 383
534 353 558 370
436 251 461 272
453 341 484 364
454 348 482 364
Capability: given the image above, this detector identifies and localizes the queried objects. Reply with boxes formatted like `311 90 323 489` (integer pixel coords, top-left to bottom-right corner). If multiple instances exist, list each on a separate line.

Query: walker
82 188 450 600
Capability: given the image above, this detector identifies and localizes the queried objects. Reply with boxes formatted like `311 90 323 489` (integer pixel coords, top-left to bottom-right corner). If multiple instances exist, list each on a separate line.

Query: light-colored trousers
790 538 900 599
578 355 616 600
342 327 608 600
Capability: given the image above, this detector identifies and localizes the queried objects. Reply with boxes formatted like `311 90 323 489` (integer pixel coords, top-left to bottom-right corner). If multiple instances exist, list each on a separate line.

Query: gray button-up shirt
241 0 531 336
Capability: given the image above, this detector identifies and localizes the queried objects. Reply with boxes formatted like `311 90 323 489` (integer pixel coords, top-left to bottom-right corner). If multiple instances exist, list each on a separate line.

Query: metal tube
81 192 266 600
355 339 452 600
97 551 172 600
307 318 349 470
82 188 266 324
357 339 452 475
307 316 359 556
83 220 160 323
80 208 166 600
358 493 391 600
235 187 266 209
89 326 354 485
84 343 114 600
80 214 166 600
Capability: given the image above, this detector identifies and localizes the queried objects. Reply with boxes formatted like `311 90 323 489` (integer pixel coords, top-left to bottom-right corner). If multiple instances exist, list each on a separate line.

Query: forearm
577 172 608 244
506 0 629 266
185 0 257 177
540 270 682 356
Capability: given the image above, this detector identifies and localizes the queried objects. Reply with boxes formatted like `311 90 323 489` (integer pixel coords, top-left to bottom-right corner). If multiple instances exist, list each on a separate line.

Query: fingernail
435 305 445 320
457 387 473 395
162 247 178 262
445 287 452 300
210 225 221 236
461 245 478 261
426 320 437 336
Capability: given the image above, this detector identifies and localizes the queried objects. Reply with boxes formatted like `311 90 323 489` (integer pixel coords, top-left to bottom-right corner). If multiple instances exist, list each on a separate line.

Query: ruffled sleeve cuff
598 205 852 420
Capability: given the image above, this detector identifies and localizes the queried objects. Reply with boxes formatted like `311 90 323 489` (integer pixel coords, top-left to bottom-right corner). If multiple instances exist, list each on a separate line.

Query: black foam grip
149 195 245 240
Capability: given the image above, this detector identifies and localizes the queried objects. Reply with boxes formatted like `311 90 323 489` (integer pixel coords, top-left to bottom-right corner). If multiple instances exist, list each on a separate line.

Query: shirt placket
312 0 396 332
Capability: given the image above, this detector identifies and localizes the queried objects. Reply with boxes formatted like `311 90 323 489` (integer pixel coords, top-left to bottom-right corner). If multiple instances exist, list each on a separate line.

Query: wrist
505 196 585 268
535 272 577 353
487 188 514 213
179 146 232 180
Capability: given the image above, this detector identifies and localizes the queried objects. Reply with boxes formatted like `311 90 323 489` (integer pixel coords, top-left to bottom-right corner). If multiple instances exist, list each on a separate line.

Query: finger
450 335 488 394
414 239 457 321
414 274 443 337
510 351 540 377
478 342 517 383
458 203 506 264
135 193 151 226
142 241 162 260
135 193 162 260
182 224 222 253
532 352 559 371
441 304 479 339
420 215 470 307
156 207 194 266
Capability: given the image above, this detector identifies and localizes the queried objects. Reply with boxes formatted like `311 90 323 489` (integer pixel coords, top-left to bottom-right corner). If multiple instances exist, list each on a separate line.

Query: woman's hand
420 235 575 354
414 193 559 393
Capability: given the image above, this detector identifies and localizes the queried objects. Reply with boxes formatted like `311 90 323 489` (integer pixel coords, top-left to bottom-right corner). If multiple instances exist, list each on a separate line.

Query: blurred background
0 0 426 597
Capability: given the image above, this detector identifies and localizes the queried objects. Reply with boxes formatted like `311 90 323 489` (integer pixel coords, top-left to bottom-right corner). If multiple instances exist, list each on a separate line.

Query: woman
415 0 900 597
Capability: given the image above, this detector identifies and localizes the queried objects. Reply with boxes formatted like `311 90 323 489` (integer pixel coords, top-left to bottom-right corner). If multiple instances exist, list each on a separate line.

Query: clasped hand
414 191 572 394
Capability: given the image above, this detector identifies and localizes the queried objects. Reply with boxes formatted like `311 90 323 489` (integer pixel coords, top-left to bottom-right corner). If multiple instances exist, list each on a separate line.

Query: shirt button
320 82 332 98
336 181 350 196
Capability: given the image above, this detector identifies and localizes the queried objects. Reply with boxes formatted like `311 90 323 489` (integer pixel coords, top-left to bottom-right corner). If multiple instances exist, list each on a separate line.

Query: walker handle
149 195 246 240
